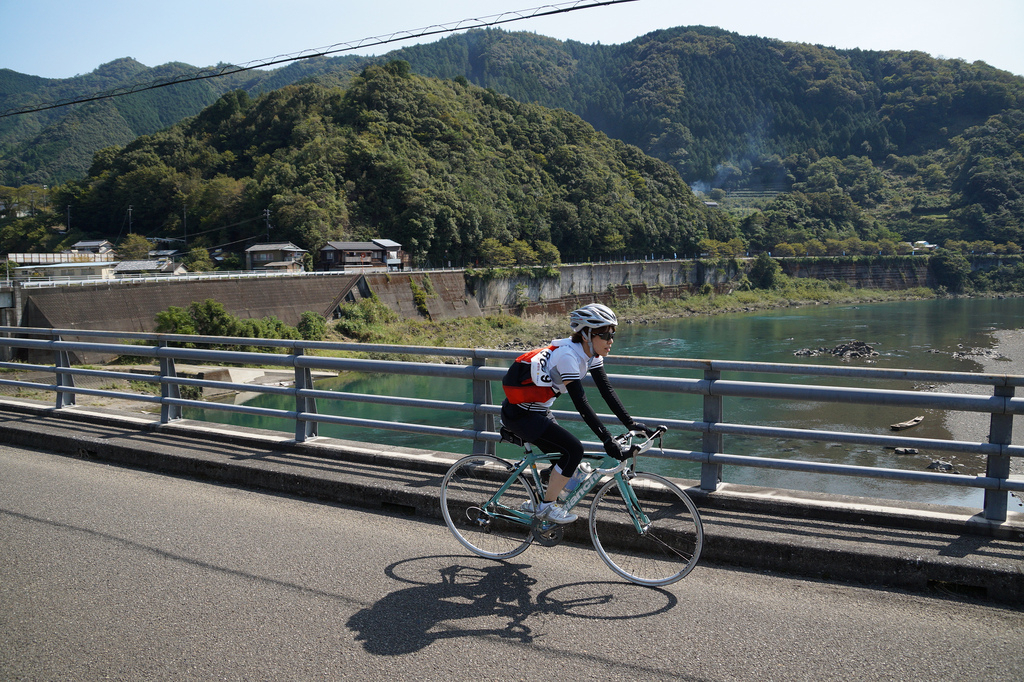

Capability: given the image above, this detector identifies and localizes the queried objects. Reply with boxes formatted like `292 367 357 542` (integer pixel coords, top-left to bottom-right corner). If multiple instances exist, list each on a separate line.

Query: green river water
188 297 1024 510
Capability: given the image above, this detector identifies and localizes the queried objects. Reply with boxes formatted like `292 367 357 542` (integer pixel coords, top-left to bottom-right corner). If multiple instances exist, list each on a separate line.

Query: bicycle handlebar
594 425 667 474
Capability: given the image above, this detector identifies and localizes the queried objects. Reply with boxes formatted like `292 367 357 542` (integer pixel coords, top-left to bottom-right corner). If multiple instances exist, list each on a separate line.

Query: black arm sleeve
590 365 633 427
565 380 611 443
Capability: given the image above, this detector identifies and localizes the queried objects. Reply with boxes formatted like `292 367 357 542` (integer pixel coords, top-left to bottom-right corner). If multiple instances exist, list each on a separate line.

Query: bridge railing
0 326 1020 522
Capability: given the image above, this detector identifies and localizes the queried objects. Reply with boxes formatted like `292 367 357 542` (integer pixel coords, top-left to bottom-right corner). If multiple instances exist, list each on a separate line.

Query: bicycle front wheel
589 473 703 586
440 455 538 560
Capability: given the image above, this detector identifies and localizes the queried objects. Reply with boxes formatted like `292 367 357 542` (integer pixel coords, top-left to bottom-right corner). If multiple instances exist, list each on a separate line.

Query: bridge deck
1 398 1021 604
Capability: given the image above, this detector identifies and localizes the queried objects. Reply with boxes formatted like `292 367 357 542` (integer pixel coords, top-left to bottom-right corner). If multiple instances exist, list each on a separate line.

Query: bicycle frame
444 424 700 585
482 428 663 533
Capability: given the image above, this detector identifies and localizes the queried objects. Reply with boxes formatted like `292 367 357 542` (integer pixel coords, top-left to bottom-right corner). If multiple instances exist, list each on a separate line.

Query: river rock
952 347 1005 361
927 460 955 472
794 340 879 359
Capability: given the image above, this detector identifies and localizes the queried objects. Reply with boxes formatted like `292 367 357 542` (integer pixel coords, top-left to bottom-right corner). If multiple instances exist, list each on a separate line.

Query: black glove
604 439 630 461
628 421 657 437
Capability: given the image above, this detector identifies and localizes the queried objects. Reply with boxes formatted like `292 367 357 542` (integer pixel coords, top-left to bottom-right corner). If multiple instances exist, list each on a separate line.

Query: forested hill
394 27 1024 182
0 55 368 184
3 26 1023 251
6 26 1022 187
391 28 1024 248
49 63 732 264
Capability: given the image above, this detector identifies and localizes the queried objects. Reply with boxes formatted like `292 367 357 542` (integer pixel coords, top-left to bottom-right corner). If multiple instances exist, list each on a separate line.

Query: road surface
2 445 1021 681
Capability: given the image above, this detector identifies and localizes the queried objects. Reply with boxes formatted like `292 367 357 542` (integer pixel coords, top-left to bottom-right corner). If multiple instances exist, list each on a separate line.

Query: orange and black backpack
501 345 558 404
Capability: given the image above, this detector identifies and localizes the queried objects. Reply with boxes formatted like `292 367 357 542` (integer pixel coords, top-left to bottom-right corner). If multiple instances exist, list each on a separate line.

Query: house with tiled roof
318 239 404 271
69 240 116 254
14 261 117 280
113 260 188 277
244 242 307 272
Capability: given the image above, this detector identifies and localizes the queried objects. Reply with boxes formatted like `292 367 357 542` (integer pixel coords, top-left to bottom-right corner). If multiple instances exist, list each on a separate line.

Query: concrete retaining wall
20 275 360 363
779 259 933 289
8 258 941 342
362 272 482 320
23 275 361 333
469 260 741 315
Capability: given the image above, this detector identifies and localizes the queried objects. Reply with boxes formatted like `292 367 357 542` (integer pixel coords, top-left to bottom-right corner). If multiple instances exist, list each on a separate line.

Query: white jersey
517 338 603 411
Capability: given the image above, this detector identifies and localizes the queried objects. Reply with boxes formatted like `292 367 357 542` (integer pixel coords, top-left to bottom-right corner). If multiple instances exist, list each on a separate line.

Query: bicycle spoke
589 473 703 586
440 455 537 560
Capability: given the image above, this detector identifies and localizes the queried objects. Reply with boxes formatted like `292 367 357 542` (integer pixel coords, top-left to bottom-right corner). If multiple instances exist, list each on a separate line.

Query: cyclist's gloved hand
604 439 630 461
629 421 657 437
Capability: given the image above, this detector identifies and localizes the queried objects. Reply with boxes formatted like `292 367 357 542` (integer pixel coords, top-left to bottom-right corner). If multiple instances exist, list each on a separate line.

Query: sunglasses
592 330 615 341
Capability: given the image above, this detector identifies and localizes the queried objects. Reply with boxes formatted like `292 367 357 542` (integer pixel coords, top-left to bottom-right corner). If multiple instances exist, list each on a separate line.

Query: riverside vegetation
147 248 1024 359
148 273 937 361
67 267 1012 413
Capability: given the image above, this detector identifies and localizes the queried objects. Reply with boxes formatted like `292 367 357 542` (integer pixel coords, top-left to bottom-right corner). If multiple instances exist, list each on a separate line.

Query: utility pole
183 205 188 247
128 205 133 234
66 205 71 232
264 208 271 241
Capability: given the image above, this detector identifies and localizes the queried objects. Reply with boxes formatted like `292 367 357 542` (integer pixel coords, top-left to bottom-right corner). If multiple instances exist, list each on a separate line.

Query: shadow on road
347 555 677 655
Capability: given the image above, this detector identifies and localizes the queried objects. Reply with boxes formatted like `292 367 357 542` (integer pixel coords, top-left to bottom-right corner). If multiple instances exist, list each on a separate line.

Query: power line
0 1 637 119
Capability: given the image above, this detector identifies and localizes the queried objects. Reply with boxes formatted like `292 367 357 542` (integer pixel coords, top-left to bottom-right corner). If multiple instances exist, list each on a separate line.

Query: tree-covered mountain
45 62 731 264
0 56 369 184
3 26 1022 252
395 28 1022 180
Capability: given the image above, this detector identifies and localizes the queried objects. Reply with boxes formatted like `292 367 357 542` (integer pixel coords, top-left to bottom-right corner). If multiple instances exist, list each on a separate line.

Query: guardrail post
701 369 722 491
472 353 494 455
295 350 318 442
983 385 1014 522
54 338 75 409
159 342 181 423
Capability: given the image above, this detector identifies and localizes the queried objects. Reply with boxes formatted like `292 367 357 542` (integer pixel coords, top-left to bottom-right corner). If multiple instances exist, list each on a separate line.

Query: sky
2 0 1023 80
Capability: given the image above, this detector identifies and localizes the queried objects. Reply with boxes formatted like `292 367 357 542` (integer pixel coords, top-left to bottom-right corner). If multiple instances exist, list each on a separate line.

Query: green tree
188 299 239 337
154 306 198 336
296 311 328 341
181 247 214 272
699 238 720 257
724 237 746 257
117 234 155 260
804 240 826 256
510 240 539 265
929 249 971 292
748 252 783 289
479 238 515 266
535 241 562 265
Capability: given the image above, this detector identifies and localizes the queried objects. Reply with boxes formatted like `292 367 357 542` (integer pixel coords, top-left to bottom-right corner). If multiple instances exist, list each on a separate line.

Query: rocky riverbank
934 328 1024 503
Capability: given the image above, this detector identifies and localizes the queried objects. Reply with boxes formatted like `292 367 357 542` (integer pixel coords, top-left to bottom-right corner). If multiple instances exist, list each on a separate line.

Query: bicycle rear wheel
440 455 537 559
589 473 703 586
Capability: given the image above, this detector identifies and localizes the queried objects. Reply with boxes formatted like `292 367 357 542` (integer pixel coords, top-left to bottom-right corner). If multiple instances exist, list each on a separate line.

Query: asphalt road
2 444 1022 682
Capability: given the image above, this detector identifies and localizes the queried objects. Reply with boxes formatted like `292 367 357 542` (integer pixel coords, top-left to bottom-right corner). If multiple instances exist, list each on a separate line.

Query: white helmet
569 303 618 332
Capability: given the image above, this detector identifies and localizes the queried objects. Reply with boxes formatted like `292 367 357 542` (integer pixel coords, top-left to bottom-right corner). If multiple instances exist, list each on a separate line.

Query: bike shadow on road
346 554 677 655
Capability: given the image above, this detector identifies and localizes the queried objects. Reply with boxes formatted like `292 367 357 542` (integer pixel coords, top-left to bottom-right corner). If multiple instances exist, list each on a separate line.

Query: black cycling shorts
500 401 584 477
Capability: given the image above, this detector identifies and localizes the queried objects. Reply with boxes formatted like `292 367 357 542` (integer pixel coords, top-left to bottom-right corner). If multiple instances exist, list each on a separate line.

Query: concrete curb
1 398 1022 605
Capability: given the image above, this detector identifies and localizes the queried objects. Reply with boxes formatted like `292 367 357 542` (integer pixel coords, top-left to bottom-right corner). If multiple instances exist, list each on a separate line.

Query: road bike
440 426 704 586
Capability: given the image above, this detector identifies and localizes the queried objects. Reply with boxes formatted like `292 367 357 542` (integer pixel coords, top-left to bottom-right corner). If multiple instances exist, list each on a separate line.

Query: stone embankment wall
779 259 933 289
361 272 482 320
21 274 360 332
470 260 740 316
11 258 944 340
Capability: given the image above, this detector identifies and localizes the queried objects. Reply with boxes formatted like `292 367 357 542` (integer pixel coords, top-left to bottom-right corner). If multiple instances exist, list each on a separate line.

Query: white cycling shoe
535 502 578 524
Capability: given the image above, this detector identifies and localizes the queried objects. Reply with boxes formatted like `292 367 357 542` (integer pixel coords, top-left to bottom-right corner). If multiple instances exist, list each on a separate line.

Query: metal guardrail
0 326 1020 522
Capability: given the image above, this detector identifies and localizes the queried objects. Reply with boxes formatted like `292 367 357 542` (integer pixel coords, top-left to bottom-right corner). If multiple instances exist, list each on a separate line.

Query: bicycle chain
530 518 564 546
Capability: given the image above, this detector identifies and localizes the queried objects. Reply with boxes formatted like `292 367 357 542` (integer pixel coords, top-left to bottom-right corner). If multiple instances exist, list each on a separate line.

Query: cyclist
500 303 655 524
